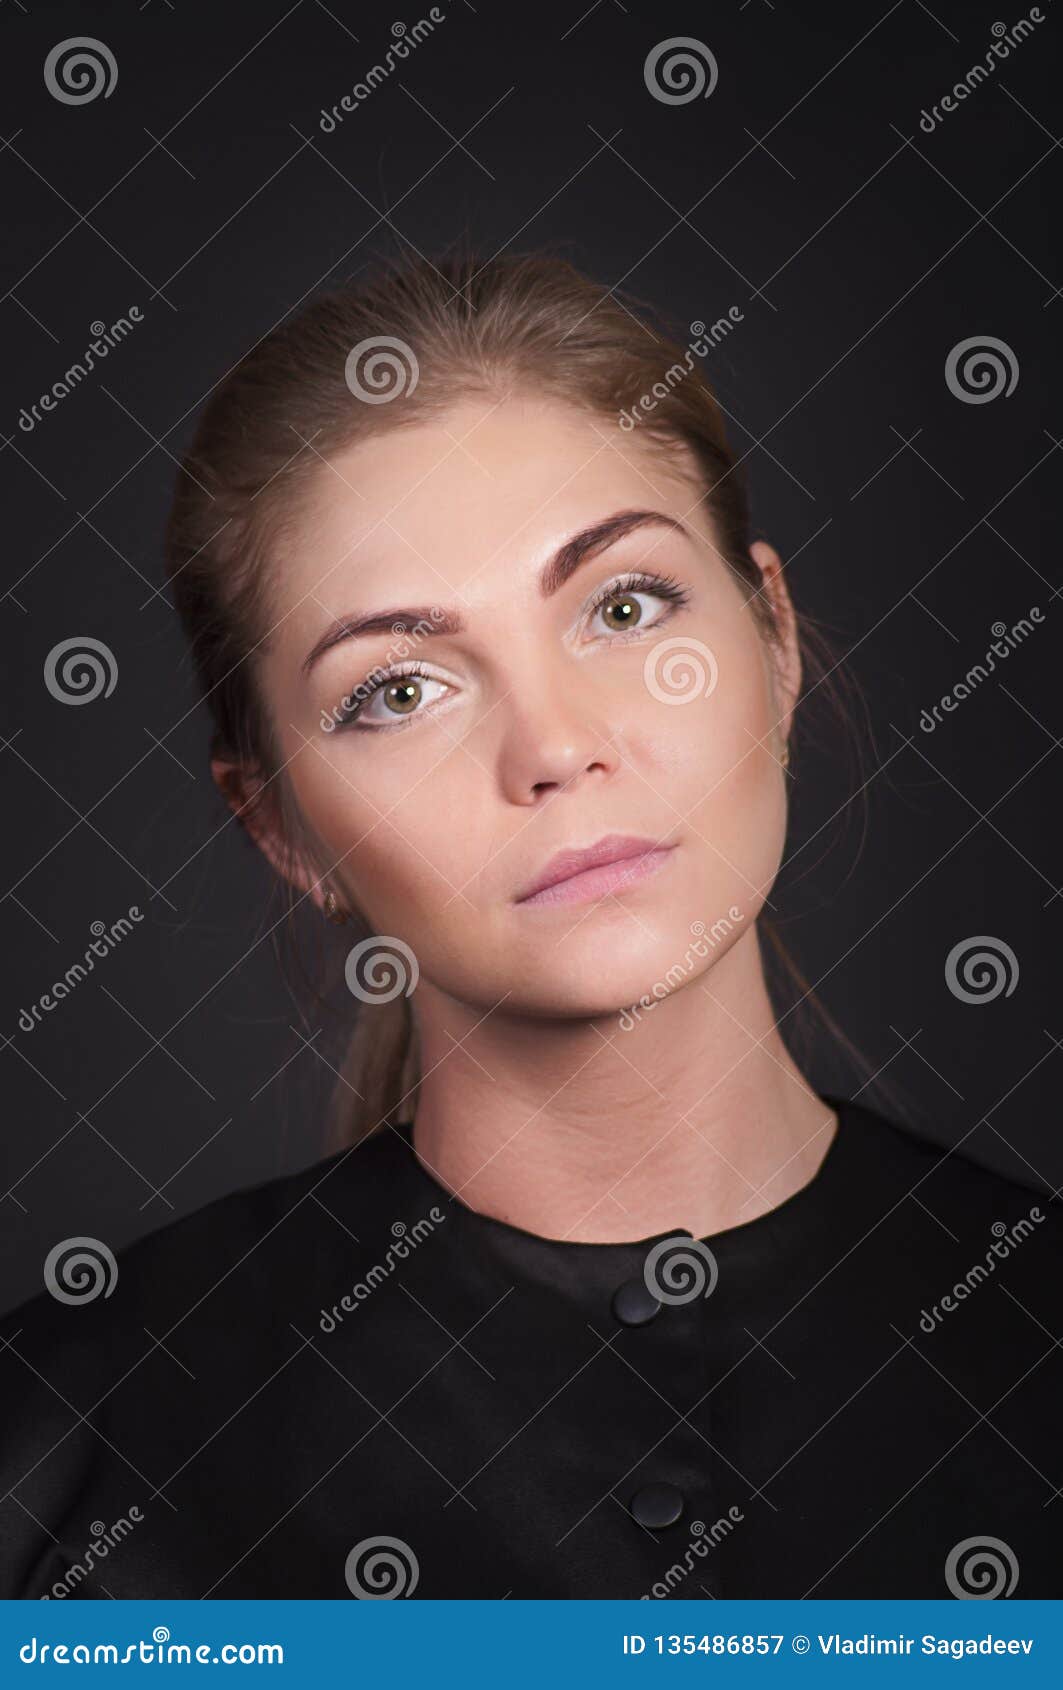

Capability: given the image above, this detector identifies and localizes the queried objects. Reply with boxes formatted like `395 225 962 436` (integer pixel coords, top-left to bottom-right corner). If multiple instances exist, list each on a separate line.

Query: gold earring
323 888 348 925
781 742 791 770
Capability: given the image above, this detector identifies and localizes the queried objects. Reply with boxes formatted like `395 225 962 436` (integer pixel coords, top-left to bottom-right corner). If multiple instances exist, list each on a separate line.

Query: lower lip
517 847 676 908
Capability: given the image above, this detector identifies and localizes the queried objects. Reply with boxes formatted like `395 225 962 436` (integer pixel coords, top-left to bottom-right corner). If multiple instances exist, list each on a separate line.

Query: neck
408 925 838 1243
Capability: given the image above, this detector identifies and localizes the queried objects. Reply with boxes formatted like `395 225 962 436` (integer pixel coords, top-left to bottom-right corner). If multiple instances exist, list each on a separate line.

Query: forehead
292 394 707 599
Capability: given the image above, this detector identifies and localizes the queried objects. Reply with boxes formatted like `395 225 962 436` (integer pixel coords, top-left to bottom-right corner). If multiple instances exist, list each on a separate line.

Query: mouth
514 833 677 909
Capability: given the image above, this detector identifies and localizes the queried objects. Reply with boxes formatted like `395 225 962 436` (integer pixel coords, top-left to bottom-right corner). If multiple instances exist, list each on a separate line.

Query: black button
611 1278 661 1326
629 1482 684 1529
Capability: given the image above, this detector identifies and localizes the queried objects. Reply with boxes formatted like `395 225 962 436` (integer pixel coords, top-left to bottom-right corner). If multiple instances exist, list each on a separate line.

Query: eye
585 570 692 639
332 662 449 731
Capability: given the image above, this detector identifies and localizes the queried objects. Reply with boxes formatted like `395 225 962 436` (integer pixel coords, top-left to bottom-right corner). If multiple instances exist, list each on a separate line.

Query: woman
1 250 1059 1601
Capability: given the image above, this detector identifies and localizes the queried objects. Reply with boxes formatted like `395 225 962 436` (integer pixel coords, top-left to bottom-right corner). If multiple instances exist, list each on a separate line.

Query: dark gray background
2 0 1060 1315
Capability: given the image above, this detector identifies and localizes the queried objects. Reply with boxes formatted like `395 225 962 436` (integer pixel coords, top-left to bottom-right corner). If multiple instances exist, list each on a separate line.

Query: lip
515 833 677 908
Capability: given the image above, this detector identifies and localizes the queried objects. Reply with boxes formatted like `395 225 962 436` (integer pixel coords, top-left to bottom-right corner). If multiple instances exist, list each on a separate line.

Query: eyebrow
301 508 690 676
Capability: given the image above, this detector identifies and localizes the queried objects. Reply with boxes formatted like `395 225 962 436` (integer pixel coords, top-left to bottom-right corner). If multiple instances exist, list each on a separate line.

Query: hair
164 239 908 1154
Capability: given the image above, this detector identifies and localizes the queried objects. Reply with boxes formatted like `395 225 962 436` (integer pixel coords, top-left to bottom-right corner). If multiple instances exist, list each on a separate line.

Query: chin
509 927 705 1020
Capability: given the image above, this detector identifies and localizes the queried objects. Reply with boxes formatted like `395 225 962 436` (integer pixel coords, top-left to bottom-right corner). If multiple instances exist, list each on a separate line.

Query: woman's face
246 393 799 1018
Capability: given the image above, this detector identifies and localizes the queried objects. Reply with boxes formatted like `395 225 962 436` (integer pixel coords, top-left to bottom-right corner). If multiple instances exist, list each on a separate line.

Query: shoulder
842 1094 1058 1216
0 1129 412 1397
0 1127 427 1598
0 1129 420 1592
833 1094 1062 1309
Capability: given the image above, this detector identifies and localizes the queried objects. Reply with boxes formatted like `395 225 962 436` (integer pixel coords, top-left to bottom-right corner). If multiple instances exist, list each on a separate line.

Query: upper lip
515 833 674 902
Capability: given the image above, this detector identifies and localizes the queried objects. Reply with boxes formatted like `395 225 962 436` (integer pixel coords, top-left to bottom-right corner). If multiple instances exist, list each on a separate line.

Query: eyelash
331 569 693 732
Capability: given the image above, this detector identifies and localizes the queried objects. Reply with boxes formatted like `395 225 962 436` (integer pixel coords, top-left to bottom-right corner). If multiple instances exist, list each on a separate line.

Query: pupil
605 595 641 629
388 680 420 714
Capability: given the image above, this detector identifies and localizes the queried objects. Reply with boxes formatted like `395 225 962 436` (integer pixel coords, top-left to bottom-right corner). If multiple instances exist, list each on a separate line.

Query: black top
1 1094 1060 1600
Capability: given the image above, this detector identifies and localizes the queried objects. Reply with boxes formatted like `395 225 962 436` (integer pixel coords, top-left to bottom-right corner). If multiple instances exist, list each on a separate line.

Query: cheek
693 750 787 916
658 656 786 914
290 738 484 929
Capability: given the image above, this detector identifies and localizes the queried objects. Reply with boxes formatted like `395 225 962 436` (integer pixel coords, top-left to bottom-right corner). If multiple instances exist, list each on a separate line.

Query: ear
749 540 802 747
210 755 329 915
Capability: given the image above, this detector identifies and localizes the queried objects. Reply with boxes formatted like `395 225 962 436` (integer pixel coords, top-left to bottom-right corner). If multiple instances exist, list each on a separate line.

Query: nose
496 665 622 806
